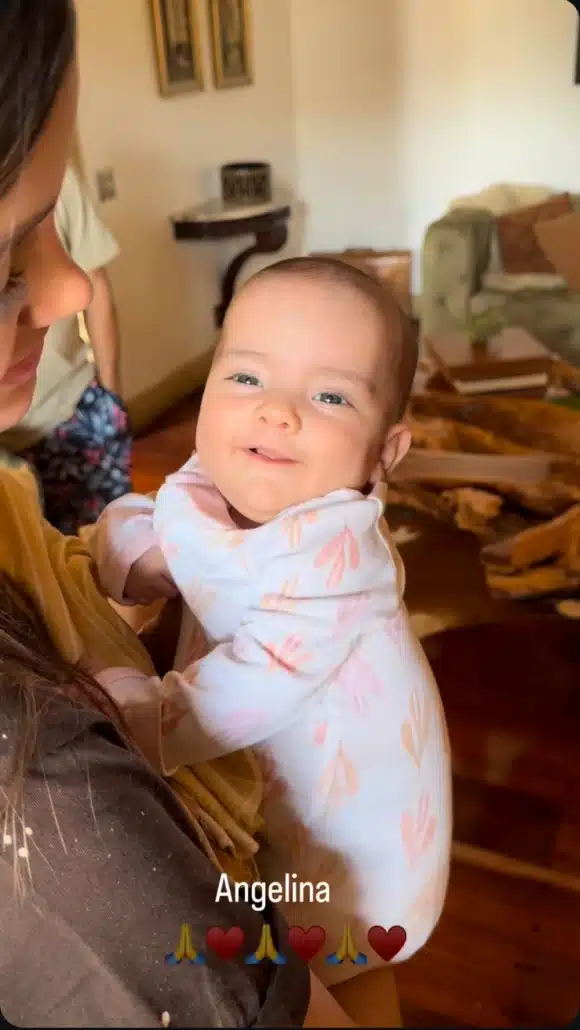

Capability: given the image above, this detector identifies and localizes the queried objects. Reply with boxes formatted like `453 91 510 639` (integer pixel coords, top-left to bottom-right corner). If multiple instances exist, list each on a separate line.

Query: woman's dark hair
0 574 129 815
0 0 76 197
0 2 127 837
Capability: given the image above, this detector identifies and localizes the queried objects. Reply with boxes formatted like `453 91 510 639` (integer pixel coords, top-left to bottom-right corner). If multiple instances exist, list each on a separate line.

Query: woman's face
0 61 92 432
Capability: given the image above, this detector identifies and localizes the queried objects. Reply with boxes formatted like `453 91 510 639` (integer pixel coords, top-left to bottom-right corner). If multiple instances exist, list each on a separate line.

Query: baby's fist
124 546 178 606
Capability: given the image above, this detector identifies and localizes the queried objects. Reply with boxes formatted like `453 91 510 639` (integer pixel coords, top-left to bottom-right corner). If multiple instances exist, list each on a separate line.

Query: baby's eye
229 373 262 387
314 391 350 407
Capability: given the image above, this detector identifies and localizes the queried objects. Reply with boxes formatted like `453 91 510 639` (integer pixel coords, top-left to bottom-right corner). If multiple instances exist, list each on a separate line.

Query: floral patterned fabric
91 454 453 986
16 378 132 535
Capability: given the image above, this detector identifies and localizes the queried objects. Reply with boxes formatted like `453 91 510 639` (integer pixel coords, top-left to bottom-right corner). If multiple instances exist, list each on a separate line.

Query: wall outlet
96 167 117 203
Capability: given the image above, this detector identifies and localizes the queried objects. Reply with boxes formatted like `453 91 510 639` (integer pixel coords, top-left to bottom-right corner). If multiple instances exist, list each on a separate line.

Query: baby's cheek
363 429 386 479
197 395 230 460
314 418 373 486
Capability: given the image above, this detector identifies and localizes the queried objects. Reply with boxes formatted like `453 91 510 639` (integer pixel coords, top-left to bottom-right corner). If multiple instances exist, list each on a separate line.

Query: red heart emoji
288 925 326 963
206 925 245 961
367 924 407 962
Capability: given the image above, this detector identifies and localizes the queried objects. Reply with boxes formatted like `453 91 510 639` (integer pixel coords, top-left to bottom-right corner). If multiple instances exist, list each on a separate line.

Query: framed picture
209 0 253 89
150 0 204 96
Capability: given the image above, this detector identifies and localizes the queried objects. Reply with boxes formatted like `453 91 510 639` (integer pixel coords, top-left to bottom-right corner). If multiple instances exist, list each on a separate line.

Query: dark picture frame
209 0 253 89
150 0 204 97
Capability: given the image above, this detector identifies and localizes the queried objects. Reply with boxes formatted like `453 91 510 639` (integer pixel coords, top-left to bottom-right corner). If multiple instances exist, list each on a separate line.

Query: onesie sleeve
97 493 403 774
91 454 206 603
90 491 159 603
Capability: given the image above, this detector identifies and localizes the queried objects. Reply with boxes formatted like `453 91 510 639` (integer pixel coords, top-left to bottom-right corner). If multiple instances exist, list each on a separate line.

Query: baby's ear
379 422 412 477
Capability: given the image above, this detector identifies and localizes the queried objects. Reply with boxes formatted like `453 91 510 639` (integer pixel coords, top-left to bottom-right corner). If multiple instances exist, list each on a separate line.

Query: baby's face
196 274 404 525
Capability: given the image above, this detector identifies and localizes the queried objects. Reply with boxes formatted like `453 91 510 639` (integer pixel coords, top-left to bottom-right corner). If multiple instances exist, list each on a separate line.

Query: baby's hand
124 546 179 606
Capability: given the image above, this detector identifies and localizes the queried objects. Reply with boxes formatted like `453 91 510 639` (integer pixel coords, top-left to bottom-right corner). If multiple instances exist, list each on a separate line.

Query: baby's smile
246 446 298 465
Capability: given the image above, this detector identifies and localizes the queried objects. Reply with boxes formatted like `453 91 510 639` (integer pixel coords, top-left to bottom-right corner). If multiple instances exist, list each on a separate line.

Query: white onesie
92 455 452 984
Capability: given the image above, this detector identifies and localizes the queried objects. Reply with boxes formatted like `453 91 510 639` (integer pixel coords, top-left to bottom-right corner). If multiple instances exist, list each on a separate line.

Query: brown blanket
392 393 580 602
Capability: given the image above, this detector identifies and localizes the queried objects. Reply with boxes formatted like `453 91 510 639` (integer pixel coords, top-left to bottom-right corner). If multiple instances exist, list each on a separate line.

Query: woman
0 3 355 1024
0 162 131 537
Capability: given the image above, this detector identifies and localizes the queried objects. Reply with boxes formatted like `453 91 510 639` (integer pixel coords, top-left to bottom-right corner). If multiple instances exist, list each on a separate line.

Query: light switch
96 167 117 203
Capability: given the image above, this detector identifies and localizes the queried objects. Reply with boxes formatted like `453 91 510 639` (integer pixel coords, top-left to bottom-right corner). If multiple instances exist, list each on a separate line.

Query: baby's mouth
247 447 296 464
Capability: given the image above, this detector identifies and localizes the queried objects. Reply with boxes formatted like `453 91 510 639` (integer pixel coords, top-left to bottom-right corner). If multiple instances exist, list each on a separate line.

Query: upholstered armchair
420 184 580 366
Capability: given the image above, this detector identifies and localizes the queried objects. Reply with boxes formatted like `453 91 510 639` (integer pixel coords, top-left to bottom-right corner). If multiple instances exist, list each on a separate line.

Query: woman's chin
0 377 36 432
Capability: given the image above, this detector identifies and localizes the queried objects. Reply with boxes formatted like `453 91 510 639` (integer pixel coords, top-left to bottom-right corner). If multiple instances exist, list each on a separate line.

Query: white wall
289 0 580 288
399 0 479 276
76 0 580 395
75 0 297 402
290 0 406 253
400 0 580 283
467 0 580 190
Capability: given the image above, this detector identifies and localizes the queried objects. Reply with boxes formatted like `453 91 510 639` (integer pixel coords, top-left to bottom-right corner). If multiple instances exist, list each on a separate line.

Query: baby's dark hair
248 256 418 421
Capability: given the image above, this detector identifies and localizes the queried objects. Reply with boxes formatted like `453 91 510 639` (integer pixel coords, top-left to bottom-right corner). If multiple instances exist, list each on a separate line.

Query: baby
91 257 452 985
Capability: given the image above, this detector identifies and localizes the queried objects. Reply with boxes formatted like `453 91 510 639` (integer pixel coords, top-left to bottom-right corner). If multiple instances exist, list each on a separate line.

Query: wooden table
421 325 579 399
171 193 291 327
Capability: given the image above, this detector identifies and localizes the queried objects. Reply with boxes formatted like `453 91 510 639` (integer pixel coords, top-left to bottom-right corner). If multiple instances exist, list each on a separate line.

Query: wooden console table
171 193 291 327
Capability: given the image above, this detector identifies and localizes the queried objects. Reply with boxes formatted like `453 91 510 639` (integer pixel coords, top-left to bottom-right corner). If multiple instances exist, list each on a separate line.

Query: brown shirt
0 694 310 1027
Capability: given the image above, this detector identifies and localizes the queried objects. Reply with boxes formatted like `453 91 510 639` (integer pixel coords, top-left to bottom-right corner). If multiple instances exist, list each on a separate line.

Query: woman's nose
18 222 93 329
256 394 301 433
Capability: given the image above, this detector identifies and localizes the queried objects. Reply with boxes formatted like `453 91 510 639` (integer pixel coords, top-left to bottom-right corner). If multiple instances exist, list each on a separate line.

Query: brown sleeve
0 707 310 1028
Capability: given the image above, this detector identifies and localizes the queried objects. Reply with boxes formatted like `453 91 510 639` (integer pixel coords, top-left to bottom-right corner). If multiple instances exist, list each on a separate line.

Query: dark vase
221 162 272 208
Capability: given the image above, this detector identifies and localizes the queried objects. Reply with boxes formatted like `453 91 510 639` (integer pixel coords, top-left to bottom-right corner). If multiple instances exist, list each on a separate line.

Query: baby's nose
257 394 300 433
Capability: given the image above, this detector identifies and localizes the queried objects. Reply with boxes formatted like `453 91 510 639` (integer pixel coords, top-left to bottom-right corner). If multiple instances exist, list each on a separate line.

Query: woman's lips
2 344 43 388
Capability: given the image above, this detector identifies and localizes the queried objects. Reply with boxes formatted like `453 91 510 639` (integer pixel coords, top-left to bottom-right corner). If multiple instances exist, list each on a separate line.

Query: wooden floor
133 398 580 1029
